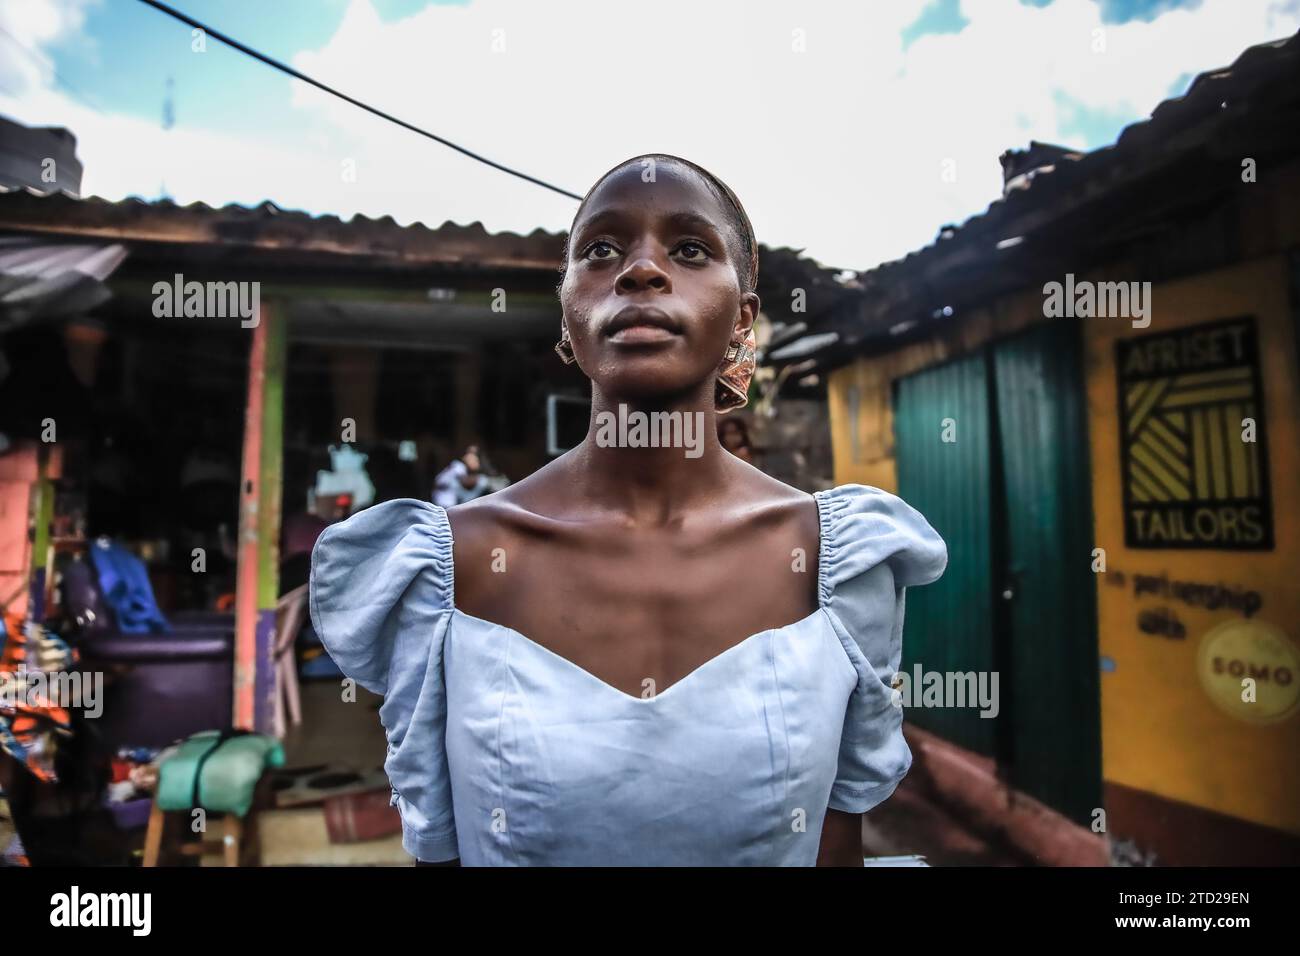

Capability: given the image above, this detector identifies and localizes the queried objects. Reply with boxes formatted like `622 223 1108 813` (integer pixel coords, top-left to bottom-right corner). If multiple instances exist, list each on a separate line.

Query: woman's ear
735 291 760 336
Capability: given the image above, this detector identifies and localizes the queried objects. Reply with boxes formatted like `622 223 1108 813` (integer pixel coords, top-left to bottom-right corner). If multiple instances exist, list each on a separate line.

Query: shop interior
0 286 577 864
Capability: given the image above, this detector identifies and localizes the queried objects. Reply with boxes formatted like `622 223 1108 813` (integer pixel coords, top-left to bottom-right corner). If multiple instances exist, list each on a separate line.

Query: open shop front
0 296 254 864
0 199 575 865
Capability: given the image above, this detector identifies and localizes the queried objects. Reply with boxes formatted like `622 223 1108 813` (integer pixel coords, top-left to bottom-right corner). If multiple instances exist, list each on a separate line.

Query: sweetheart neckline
443 489 833 705
448 605 833 705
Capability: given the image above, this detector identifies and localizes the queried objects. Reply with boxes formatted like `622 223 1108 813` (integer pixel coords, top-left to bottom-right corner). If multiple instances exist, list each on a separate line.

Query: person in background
432 445 490 507
718 417 756 466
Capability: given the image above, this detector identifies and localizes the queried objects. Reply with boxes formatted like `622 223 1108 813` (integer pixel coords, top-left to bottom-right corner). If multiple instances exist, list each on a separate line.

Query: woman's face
559 160 758 406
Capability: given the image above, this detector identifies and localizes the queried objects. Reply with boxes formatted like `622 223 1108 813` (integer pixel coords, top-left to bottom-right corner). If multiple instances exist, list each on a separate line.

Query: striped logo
1116 318 1272 549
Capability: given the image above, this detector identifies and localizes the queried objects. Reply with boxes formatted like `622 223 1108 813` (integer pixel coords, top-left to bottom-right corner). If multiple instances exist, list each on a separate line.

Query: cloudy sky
1 0 1297 270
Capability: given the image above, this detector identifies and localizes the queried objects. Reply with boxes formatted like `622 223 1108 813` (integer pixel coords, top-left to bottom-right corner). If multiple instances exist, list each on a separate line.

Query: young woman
309 154 947 866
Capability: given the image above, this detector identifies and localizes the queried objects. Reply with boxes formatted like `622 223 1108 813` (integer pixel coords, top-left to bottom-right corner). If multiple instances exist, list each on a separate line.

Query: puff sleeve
818 484 947 814
308 498 459 862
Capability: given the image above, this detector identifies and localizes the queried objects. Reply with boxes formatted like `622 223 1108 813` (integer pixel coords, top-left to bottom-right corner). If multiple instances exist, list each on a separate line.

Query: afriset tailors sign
1115 317 1273 550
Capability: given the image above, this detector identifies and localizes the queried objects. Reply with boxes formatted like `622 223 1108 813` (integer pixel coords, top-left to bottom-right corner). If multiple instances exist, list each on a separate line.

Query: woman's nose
616 253 671 294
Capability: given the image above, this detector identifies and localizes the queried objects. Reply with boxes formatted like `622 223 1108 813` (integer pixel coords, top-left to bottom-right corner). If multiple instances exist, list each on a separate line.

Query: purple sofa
77 611 235 751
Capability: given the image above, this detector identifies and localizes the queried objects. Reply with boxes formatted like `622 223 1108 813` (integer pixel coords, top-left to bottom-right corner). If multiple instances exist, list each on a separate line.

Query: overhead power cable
136 0 583 201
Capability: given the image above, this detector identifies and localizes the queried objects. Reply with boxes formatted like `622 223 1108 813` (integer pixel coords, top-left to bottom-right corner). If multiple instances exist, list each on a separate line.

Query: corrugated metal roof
0 187 569 272
0 236 127 329
866 31 1300 282
0 236 125 278
776 28 1300 370
0 186 853 310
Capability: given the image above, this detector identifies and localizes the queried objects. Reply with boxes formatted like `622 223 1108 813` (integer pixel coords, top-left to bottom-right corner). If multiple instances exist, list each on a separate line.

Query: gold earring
715 327 758 412
554 327 577 365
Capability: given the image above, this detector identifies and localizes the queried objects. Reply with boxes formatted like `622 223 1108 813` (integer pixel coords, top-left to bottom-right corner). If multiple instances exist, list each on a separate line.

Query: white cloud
0 0 96 91
2 0 1298 269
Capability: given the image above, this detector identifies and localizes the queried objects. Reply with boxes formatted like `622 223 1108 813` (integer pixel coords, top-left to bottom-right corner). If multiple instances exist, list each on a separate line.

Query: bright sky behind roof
1 0 1297 270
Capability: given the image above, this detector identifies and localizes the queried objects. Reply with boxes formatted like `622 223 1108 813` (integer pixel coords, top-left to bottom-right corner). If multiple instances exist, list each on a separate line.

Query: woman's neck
569 388 734 520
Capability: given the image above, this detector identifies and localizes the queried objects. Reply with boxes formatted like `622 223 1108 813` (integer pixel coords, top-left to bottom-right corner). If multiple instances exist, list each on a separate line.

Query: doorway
893 318 1102 824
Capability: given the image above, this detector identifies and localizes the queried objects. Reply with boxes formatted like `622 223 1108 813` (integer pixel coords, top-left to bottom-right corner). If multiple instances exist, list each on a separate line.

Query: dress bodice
309 484 947 866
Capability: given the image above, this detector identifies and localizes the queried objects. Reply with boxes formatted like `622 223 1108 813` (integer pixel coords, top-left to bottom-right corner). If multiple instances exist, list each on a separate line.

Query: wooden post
28 459 53 622
256 304 286 734
234 299 286 733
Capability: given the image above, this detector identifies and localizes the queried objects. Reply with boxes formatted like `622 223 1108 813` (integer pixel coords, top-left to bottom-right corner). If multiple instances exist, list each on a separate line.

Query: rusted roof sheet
0 187 852 305
778 29 1300 371
754 244 860 328
0 188 569 272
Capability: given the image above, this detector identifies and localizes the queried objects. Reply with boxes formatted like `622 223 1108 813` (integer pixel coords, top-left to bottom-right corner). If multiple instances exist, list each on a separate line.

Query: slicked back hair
559 154 759 295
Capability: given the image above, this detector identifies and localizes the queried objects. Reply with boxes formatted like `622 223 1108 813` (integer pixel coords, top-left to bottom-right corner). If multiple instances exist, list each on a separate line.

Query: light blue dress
309 483 947 866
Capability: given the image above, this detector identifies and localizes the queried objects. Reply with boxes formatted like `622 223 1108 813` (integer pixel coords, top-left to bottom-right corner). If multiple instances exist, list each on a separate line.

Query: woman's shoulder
319 496 447 534
814 485 947 684
309 498 455 694
444 454 564 529
713 469 947 588
721 456 821 530
815 483 948 591
443 480 550 559
312 497 454 585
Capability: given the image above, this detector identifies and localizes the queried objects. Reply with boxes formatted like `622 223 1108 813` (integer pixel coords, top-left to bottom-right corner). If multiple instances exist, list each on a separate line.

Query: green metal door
895 320 1101 826
992 320 1101 825
893 353 997 757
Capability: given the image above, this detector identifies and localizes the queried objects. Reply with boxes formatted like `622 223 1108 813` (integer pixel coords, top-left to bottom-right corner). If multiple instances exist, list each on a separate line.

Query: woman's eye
586 240 618 260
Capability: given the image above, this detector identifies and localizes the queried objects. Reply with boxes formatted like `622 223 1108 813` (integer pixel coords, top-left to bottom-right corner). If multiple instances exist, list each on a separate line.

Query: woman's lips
602 304 683 342
606 324 681 343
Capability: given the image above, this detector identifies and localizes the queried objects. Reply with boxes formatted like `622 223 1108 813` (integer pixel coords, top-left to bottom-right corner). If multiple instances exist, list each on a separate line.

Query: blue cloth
89 541 170 634
309 484 947 865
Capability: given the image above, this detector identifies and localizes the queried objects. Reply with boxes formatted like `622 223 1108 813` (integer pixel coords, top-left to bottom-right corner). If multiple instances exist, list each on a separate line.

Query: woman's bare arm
816 808 865 866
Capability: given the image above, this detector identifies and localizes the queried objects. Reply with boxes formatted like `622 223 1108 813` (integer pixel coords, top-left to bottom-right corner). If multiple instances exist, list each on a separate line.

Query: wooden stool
142 772 271 867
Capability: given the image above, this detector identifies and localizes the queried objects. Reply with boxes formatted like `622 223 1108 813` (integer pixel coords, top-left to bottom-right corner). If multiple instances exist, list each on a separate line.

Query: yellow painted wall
827 253 1300 835
1086 254 1300 836
827 287 1045 491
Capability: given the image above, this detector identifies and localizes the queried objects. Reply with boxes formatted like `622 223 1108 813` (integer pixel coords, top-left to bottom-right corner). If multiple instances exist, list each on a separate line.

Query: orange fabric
0 612 78 783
